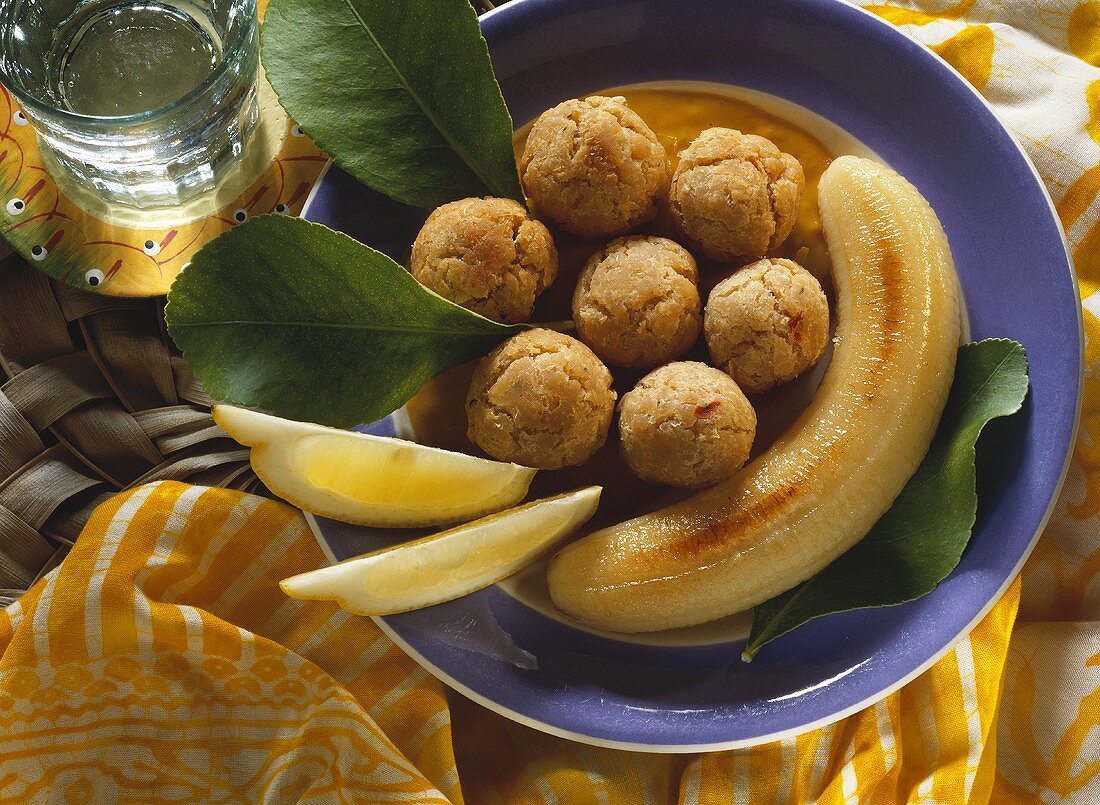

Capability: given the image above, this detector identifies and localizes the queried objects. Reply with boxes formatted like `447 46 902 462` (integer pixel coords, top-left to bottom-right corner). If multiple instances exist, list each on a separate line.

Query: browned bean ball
704 258 830 393
520 96 669 239
410 197 557 324
618 361 757 488
466 328 616 469
572 235 702 370
670 127 804 262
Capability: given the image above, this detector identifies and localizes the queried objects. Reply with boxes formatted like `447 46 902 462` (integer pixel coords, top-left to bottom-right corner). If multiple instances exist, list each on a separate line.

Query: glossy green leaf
262 0 524 208
166 216 523 428
743 339 1029 661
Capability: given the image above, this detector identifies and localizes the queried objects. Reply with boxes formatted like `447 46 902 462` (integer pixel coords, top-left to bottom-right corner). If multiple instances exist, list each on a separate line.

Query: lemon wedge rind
280 486 602 615
213 405 537 527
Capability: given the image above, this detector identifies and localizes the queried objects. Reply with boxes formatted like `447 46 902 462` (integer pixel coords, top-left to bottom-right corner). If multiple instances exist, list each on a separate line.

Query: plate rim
301 0 1084 751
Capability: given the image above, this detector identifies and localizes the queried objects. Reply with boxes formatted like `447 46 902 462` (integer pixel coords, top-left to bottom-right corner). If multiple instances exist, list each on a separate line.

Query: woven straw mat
0 250 260 607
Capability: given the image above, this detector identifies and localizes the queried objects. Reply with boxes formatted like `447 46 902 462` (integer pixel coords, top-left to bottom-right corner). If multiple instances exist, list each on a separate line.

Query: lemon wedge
281 487 601 615
213 405 537 527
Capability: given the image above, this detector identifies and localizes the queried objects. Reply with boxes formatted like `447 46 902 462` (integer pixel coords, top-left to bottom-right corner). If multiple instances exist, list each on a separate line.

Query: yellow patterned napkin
0 483 460 802
0 481 1022 802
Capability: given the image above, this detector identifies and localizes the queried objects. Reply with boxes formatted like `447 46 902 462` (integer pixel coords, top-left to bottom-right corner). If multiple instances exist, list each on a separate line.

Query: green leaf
743 339 1029 662
262 0 524 208
166 216 523 428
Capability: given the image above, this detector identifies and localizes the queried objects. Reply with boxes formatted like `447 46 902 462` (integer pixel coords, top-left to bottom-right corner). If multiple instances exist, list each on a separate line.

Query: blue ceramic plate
302 0 1081 751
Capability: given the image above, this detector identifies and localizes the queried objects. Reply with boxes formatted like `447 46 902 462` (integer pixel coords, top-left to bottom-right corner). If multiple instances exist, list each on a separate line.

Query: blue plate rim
301 0 1083 751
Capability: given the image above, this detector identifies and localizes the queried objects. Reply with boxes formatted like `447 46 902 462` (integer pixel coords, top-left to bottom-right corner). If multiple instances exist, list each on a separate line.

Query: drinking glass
0 0 259 210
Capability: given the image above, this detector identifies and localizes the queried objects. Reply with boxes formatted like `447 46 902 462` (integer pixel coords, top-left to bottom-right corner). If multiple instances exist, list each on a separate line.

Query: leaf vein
339 0 504 198
170 319 511 336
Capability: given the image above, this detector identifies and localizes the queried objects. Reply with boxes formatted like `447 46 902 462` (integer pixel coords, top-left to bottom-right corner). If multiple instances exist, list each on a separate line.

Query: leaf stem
534 320 577 333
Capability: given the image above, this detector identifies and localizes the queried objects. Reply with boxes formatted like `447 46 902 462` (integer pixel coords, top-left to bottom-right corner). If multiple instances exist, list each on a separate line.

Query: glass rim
0 0 258 127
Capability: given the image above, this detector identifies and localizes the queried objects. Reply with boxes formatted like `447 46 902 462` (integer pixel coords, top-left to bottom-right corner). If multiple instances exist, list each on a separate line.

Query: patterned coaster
0 76 328 298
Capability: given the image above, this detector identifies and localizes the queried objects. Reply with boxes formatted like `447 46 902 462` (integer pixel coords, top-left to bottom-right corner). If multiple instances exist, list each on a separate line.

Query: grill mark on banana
546 156 961 633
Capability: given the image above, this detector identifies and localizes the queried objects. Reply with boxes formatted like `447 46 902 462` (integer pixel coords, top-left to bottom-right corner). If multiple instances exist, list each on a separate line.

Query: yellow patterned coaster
0 74 328 298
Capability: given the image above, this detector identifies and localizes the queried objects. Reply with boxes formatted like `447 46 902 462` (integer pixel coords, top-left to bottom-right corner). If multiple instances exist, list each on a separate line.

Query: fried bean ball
669 127 805 262
519 96 669 239
410 197 557 324
618 361 756 488
704 258 829 394
572 235 702 370
466 328 616 469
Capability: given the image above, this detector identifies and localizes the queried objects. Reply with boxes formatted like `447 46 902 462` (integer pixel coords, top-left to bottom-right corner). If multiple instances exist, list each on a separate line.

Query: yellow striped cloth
3 0 1100 801
860 3 1100 803
0 481 1020 802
